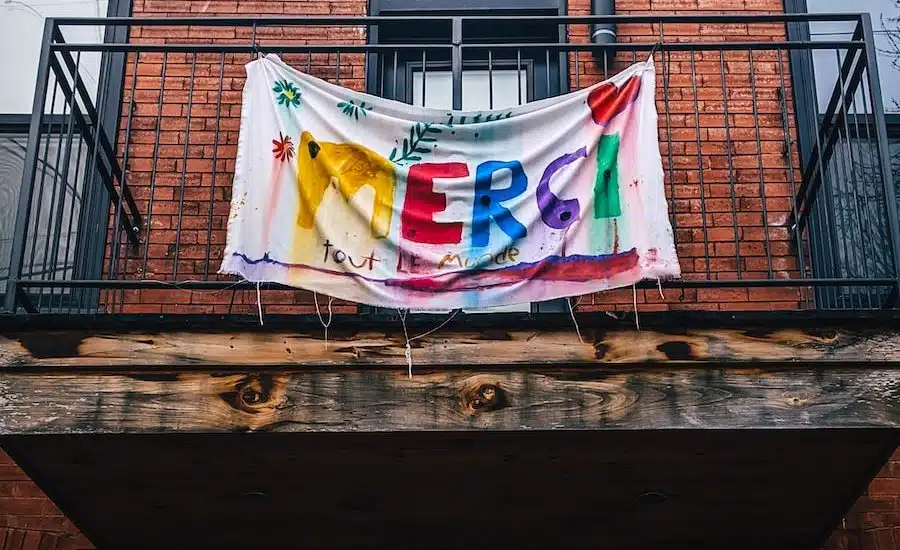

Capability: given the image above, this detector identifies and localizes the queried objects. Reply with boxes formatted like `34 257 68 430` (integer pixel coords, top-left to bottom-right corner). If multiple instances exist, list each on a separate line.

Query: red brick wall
105 0 367 314
0 450 90 550
826 449 900 550
102 0 809 314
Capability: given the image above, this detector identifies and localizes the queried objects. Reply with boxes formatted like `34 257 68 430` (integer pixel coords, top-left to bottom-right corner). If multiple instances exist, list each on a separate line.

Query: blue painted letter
472 160 528 248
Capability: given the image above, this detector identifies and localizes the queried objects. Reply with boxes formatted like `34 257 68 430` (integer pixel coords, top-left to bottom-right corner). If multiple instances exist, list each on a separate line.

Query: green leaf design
336 99 372 120
389 122 442 166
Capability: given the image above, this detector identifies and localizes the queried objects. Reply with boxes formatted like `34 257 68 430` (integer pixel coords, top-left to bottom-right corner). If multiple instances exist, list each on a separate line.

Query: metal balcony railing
2 13 899 317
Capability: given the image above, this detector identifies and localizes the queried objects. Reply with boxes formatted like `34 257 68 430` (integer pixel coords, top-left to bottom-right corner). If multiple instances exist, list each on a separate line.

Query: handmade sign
221 54 680 309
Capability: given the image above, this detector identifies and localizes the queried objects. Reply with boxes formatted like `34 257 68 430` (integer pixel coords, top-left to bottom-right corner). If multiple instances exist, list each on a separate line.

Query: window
367 0 569 313
0 0 130 310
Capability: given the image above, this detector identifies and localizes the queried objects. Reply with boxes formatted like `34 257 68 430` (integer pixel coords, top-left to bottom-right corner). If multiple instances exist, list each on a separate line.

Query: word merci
400 137 620 248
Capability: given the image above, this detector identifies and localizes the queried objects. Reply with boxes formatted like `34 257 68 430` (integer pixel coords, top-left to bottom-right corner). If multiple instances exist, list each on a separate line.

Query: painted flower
272 132 294 162
273 80 301 109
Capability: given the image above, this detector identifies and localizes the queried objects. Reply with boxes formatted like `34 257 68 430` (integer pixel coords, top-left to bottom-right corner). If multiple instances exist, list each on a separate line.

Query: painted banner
221 54 680 309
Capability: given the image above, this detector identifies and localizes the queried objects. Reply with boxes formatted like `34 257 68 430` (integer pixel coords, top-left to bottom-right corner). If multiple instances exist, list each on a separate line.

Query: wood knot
460 376 506 414
471 384 500 410
219 375 280 414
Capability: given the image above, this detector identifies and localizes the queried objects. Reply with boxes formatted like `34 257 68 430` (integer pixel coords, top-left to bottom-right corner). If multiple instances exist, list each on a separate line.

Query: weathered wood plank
2 326 900 368
2 368 899 434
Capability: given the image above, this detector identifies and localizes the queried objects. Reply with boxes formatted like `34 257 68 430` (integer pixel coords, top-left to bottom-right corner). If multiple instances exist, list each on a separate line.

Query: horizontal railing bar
49 12 867 26
15 278 900 289
461 41 864 51
50 41 865 54
50 44 453 53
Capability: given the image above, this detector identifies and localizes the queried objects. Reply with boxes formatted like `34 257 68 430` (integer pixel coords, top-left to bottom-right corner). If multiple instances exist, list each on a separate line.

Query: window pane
412 69 527 110
0 1 109 114
0 134 86 296
807 2 900 113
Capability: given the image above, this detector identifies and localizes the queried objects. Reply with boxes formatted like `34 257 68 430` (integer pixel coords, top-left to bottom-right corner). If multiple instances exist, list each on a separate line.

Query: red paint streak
387 249 639 292
588 76 641 126
613 219 619 255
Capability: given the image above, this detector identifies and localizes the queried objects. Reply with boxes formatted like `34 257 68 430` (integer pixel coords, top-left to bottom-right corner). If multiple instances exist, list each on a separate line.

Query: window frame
365 0 571 315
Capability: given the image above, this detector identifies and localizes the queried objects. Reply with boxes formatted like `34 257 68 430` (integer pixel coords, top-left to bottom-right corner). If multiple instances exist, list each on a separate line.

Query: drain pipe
590 0 616 60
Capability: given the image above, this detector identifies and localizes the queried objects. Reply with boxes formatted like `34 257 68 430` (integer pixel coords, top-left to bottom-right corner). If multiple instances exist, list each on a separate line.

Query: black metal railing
3 13 899 316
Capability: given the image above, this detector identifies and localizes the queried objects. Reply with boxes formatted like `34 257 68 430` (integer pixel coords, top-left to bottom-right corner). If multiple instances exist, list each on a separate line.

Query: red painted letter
401 163 468 244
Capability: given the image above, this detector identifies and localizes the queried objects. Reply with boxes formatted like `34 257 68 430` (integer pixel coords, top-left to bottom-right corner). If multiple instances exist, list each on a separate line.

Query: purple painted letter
537 147 586 230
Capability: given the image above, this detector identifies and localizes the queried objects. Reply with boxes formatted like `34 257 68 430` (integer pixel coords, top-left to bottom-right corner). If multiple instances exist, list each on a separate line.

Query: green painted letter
594 134 621 219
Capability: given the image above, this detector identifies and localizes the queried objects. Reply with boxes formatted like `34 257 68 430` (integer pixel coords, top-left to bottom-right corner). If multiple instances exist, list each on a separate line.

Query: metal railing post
4 18 56 313
860 14 900 307
451 17 462 111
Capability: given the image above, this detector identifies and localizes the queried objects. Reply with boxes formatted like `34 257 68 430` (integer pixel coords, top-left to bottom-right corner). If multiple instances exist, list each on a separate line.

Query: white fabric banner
221 54 680 309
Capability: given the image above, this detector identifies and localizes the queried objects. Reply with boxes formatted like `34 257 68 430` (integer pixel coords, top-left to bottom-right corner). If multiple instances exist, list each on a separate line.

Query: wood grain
2 368 899 434
2 326 900 369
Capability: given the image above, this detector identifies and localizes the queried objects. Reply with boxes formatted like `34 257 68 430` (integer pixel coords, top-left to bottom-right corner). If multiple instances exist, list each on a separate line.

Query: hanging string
256 281 264 326
398 309 412 379
567 297 585 344
397 309 460 379
632 283 641 331
314 292 335 350
657 278 666 300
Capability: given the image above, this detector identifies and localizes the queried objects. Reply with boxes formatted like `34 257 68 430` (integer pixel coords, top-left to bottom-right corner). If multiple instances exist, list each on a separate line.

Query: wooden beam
2 326 900 369
2 368 899 434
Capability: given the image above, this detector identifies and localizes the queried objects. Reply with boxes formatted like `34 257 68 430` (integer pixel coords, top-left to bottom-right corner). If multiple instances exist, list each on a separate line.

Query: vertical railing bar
748 49 773 279
112 51 141 312
776 49 809 305
173 52 197 280
488 49 493 109
451 17 462 110
379 47 385 97
860 14 900 307
47 52 83 312
392 49 398 102
809 61 841 309
516 49 522 105
306 51 311 74
827 68 857 307
421 49 427 107
336 50 341 85
719 48 742 279
855 65 882 308
574 46 580 90
141 51 167 277
64 55 87 315
204 53 226 280
545 48 551 97
41 70 72 312
28 69 61 312
835 48 874 308
690 48 711 279
6 17 56 312
80 50 114 312
659 28 677 257
109 51 139 283
603 46 608 80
